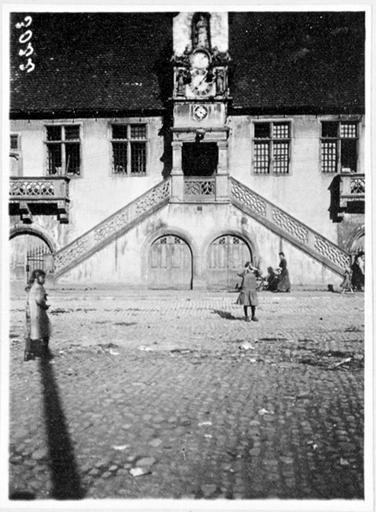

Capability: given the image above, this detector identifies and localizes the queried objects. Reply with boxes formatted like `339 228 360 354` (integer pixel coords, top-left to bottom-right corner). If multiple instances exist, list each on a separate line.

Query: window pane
322 122 338 138
112 125 128 139
321 141 337 172
254 141 269 174
273 122 289 139
47 126 61 141
273 141 289 174
341 139 357 172
65 125 80 140
340 122 357 138
131 142 146 174
47 144 62 174
130 124 146 139
65 143 80 175
112 142 127 173
10 134 19 150
254 123 270 139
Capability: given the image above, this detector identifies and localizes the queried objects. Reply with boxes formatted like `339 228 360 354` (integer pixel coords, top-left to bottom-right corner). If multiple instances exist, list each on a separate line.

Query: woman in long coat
276 252 291 292
236 262 259 321
24 269 50 361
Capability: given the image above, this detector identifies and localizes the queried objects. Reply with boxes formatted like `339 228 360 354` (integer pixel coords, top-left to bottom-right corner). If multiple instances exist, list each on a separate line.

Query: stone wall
10 117 165 246
59 203 343 288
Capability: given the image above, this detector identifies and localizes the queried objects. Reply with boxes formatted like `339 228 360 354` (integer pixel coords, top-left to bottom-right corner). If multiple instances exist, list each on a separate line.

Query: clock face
191 51 210 69
189 68 213 97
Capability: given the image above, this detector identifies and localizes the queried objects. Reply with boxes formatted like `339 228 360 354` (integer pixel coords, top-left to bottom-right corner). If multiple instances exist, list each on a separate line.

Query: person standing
340 259 354 293
236 262 259 322
276 252 291 292
351 253 364 291
24 269 51 361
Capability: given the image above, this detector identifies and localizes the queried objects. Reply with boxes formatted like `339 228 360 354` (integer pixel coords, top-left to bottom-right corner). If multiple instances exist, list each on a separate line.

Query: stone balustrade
339 173 365 210
9 176 70 223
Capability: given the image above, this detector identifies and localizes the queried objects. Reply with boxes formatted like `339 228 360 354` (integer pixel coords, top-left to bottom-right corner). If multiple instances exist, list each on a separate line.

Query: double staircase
54 177 349 278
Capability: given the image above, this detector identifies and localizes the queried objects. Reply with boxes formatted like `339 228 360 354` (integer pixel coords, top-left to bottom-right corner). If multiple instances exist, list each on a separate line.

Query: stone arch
142 227 196 290
9 225 57 254
9 226 56 282
204 230 256 290
203 228 258 263
347 225 365 254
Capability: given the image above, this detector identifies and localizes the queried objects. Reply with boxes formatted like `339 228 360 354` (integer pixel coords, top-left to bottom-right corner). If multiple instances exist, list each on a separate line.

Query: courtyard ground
8 287 364 501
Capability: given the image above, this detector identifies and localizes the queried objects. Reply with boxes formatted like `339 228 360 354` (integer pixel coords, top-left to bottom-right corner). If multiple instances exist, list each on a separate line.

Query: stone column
216 140 229 200
171 141 184 202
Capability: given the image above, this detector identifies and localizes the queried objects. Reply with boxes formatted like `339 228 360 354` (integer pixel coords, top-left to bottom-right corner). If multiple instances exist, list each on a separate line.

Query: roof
10 11 364 116
10 13 174 116
229 12 365 114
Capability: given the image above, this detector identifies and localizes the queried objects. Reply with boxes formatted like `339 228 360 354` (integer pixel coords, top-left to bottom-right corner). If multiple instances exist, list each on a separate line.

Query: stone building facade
9 11 365 288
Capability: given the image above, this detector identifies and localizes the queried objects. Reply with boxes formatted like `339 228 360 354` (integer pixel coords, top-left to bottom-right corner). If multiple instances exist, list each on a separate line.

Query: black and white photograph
0 2 374 510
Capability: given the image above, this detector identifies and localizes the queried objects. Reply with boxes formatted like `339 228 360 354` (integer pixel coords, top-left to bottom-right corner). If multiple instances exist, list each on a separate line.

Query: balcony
339 173 365 213
170 174 230 203
9 176 70 224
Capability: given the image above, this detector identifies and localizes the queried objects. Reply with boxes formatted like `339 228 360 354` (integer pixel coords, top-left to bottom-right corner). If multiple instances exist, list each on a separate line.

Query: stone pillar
216 140 229 200
217 140 228 174
171 141 184 201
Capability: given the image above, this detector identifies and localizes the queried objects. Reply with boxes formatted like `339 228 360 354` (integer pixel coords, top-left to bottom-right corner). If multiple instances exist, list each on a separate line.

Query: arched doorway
207 234 252 289
148 235 192 289
349 232 364 255
10 233 54 283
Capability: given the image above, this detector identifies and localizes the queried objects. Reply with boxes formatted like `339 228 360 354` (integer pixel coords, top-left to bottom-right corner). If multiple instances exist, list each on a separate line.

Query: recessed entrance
207 235 252 290
10 233 53 283
148 235 192 289
182 142 218 176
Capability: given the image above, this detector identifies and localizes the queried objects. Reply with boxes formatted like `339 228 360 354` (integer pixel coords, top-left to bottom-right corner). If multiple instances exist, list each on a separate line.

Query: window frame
10 132 22 176
320 120 359 174
252 120 292 176
44 123 82 178
10 133 21 151
110 122 149 177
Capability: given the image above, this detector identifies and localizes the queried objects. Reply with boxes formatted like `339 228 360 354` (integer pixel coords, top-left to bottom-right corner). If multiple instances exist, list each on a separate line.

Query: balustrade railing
52 174 350 279
183 177 216 200
230 177 349 274
340 173 365 208
9 176 70 199
55 179 170 276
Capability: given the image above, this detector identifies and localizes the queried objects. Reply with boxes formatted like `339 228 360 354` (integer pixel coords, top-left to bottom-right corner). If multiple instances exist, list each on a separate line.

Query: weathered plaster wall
10 117 165 244
60 203 342 287
228 114 365 244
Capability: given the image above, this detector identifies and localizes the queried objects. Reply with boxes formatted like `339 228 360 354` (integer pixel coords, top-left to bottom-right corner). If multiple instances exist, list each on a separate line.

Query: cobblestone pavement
8 288 364 500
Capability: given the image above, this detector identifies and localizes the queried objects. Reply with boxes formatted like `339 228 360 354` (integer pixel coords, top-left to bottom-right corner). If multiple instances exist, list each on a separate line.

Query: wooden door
207 235 251 289
148 235 192 289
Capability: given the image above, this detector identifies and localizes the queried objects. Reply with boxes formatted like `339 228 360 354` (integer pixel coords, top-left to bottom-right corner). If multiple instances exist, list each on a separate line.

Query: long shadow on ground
212 309 239 320
39 348 85 499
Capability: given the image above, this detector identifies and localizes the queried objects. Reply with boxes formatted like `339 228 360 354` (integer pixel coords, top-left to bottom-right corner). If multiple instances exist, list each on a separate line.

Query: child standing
24 269 51 361
236 262 259 321
340 262 353 294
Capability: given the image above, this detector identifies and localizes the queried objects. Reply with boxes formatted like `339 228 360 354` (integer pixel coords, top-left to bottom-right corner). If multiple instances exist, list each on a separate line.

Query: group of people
24 251 362 358
236 252 290 322
340 252 365 293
